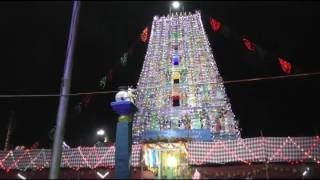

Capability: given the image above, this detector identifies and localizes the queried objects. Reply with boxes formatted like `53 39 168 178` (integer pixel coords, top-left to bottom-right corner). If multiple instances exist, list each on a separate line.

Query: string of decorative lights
237 137 263 161
0 137 319 173
288 136 320 163
188 140 251 165
186 136 320 166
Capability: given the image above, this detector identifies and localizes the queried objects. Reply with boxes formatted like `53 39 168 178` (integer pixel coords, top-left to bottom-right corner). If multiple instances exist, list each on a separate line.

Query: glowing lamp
115 90 131 102
302 170 307 176
167 156 177 168
17 173 26 180
97 129 105 136
172 55 180 65
172 1 180 9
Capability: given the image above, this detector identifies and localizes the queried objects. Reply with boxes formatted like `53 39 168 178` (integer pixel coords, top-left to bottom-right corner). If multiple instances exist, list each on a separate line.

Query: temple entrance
142 143 191 179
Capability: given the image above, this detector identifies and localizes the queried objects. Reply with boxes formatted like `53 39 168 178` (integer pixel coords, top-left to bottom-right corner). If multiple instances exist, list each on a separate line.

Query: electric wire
0 71 319 98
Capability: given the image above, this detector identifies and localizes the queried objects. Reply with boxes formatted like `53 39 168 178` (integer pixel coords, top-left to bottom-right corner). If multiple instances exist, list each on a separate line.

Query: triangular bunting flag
140 26 149 43
100 75 106 89
107 70 113 81
82 94 93 108
210 18 221 32
120 53 128 66
242 38 256 51
278 58 292 74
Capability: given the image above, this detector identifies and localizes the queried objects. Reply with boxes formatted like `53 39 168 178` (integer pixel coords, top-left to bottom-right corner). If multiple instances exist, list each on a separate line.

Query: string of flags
101 26 149 87
209 18 292 74
74 26 149 112
102 26 149 83
71 17 296 112
78 17 293 111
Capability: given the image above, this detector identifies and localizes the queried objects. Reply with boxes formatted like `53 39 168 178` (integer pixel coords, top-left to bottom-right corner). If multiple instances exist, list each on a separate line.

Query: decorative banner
278 58 292 74
140 26 149 43
242 38 256 51
120 53 128 66
210 18 221 32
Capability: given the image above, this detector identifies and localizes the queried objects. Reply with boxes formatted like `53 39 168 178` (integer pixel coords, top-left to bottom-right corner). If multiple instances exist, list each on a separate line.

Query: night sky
0 1 320 149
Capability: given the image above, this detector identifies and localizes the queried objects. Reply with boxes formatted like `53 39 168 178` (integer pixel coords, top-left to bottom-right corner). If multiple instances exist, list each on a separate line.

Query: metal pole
49 1 80 179
4 110 15 151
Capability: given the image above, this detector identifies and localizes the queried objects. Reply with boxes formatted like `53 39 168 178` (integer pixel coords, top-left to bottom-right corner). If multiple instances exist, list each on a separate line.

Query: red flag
140 26 149 43
278 58 292 74
210 18 221 32
107 69 113 81
242 38 256 51
82 94 93 108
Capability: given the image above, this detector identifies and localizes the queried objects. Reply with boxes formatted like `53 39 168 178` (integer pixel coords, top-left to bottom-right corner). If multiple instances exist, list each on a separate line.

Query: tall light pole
49 1 80 179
